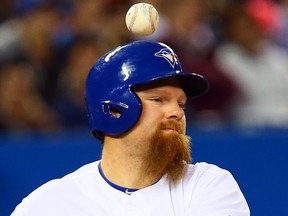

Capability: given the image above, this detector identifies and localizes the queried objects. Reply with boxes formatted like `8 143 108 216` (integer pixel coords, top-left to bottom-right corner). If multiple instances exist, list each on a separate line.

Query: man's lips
160 121 183 134
162 127 180 133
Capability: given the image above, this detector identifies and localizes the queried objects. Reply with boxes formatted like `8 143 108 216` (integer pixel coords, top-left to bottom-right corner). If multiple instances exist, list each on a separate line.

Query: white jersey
11 161 250 216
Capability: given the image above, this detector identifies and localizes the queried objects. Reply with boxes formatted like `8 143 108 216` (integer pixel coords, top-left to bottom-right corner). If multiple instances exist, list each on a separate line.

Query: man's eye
179 103 186 110
149 98 162 102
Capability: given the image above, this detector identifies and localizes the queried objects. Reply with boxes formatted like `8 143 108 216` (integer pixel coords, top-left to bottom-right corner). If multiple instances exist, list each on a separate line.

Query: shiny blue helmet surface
85 40 209 139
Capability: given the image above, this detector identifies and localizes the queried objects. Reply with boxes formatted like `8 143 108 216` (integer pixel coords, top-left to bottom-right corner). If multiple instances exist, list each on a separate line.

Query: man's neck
100 137 161 189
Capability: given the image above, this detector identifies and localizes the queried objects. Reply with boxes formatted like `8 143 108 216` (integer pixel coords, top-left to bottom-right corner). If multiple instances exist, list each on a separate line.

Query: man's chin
144 127 191 184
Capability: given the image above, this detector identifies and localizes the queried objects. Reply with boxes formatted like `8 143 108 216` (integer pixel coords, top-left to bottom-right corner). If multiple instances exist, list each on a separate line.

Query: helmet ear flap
87 90 142 139
92 99 141 141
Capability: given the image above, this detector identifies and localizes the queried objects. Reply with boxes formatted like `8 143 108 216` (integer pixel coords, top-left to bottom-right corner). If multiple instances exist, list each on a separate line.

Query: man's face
127 78 192 183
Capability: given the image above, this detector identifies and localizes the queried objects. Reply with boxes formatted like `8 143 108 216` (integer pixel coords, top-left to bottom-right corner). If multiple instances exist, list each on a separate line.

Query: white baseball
125 3 159 36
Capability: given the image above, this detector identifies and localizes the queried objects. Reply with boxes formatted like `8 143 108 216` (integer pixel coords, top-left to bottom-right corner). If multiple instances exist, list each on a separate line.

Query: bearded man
12 41 250 216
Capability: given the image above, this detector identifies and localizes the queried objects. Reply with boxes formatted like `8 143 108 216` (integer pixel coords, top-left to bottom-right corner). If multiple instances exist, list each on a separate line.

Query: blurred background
0 0 288 215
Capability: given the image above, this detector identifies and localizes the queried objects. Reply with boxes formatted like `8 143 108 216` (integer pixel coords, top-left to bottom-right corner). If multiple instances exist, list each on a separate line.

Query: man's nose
166 103 185 121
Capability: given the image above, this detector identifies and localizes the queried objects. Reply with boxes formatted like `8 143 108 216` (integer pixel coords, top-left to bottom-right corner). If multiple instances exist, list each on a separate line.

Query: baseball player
11 40 250 215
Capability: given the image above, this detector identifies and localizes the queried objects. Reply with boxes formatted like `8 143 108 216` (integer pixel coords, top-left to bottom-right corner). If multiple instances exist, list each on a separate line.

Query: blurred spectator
0 1 62 102
0 59 61 132
53 36 104 129
214 3 288 128
96 0 134 47
245 0 288 50
0 0 15 22
245 0 282 37
271 0 288 50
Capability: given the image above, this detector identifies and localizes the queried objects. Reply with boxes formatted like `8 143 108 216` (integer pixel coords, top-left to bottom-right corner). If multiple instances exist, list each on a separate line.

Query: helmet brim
177 72 209 99
131 72 209 100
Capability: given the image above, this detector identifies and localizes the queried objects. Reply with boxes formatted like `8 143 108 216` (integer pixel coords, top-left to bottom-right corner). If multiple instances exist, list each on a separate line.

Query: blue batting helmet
85 40 209 139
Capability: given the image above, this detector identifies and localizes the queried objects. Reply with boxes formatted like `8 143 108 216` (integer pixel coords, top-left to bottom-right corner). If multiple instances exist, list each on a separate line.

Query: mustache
159 121 184 134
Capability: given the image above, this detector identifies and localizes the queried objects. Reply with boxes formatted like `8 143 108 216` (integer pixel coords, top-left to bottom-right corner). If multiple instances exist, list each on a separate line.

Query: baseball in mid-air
125 3 159 36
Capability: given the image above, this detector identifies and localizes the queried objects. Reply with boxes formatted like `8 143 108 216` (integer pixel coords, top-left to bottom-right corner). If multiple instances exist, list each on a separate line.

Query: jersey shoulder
181 162 250 215
183 162 237 192
185 162 229 179
36 160 100 189
12 161 101 215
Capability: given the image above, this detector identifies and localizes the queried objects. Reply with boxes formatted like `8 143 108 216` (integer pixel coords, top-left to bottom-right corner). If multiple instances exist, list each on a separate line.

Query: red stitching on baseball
149 5 155 33
129 6 138 31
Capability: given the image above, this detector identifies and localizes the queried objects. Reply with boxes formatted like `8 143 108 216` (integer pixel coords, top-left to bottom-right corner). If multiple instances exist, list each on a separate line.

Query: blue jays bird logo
155 48 179 68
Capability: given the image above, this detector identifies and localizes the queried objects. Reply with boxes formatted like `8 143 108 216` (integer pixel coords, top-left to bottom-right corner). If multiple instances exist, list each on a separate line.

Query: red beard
143 121 192 184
